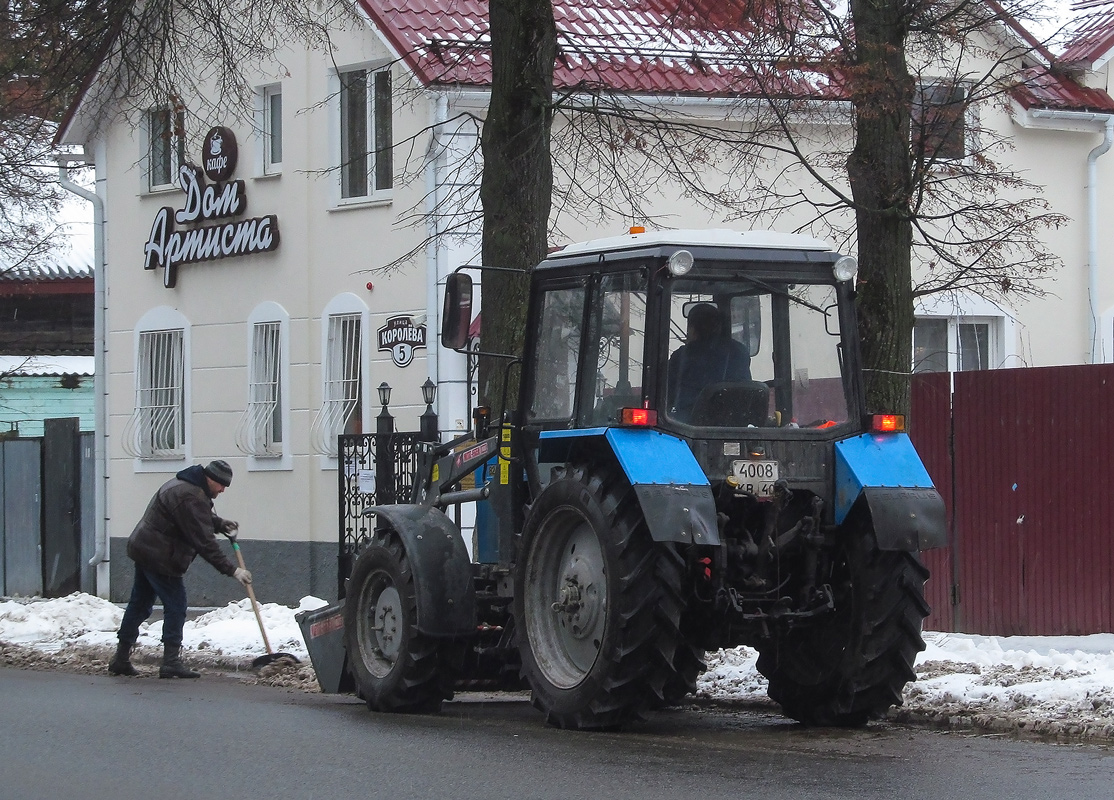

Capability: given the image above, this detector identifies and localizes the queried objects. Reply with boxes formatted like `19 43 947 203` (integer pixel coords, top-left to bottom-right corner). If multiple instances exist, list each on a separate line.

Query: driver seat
690 381 770 427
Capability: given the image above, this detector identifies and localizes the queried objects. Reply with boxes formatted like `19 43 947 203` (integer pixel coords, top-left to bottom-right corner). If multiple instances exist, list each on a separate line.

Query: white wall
82 16 1114 557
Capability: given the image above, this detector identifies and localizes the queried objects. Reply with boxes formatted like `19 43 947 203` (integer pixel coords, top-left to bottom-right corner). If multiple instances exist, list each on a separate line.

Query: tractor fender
834 433 947 550
366 504 476 636
538 428 720 545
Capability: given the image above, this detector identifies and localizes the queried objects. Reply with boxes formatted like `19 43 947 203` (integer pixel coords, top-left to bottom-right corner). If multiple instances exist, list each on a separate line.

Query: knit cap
203 459 233 487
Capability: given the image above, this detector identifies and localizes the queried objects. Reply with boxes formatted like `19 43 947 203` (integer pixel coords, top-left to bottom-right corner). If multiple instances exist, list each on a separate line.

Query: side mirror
441 272 474 350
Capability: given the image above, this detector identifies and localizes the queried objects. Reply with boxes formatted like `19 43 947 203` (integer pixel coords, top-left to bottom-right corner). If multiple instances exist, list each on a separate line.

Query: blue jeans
117 566 188 647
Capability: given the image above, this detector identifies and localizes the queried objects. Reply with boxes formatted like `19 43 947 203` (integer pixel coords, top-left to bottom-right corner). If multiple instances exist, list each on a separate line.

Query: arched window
235 302 291 469
310 293 370 459
123 306 191 466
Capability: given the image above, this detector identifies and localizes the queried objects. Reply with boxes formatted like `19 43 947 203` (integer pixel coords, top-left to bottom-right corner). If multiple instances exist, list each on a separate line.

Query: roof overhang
1012 99 1114 131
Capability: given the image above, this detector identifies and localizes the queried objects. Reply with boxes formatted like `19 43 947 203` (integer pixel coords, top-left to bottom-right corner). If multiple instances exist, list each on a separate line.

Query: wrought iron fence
336 430 422 598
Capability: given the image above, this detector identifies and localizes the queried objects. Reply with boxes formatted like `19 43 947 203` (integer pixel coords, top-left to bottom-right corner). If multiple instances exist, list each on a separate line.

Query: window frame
236 302 292 470
125 306 191 470
913 315 1001 373
255 84 283 177
147 106 186 192
310 293 371 466
912 80 970 164
330 63 393 206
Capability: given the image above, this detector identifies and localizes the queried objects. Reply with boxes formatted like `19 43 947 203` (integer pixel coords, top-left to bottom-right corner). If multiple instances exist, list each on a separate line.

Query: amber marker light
620 407 657 426
629 226 646 234
871 414 905 432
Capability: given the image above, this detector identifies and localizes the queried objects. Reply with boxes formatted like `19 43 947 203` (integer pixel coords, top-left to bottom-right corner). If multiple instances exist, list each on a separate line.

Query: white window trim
327 62 393 209
914 293 1016 371
311 293 371 468
236 302 292 470
145 106 186 194
254 83 283 178
126 306 192 472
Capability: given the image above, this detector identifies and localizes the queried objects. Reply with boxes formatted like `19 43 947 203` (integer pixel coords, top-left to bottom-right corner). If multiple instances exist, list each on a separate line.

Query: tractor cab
518 229 864 508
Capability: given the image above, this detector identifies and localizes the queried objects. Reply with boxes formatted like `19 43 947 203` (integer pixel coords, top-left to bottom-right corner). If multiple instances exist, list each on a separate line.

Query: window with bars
124 328 185 457
338 66 392 200
310 313 363 456
235 321 283 457
149 106 186 190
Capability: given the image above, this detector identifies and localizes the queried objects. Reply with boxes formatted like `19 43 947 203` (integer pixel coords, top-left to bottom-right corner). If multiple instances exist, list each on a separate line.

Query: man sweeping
108 459 253 678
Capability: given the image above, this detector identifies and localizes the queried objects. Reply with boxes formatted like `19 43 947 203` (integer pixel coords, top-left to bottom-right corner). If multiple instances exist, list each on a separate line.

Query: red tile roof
1012 65 1114 112
359 0 840 98
361 0 1114 111
1060 5 1114 66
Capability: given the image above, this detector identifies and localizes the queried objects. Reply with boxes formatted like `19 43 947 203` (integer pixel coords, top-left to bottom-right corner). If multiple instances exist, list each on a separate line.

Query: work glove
219 519 239 534
234 567 253 586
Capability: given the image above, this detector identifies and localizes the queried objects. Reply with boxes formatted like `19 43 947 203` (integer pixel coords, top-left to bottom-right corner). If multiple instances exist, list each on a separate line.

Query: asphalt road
1 666 1111 800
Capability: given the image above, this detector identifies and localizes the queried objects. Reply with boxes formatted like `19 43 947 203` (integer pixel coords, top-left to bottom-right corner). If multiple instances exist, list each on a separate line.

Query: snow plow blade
295 601 354 694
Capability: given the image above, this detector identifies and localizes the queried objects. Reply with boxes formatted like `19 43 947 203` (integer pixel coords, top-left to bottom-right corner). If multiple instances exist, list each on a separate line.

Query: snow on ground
2 592 1113 741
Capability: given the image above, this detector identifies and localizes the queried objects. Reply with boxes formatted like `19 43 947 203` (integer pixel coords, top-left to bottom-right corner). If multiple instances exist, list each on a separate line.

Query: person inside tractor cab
668 302 752 422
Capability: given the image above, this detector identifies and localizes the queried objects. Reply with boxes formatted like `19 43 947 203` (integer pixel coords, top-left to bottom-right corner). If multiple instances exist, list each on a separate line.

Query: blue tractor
322 229 946 729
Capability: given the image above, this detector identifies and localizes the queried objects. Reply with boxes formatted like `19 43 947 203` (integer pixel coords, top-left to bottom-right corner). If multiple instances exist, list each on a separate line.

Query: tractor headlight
833 255 858 283
668 249 694 276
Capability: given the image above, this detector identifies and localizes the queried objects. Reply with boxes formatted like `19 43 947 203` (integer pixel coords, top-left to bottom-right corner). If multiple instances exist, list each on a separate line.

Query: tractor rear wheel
344 529 456 713
756 526 931 726
514 463 686 729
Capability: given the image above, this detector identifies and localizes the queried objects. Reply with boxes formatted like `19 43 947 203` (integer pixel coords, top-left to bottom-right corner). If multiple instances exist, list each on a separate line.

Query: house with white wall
54 0 1114 602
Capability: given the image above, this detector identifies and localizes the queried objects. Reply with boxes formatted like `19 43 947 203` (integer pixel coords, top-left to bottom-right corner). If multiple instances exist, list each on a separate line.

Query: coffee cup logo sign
142 127 279 288
377 316 427 368
202 126 237 182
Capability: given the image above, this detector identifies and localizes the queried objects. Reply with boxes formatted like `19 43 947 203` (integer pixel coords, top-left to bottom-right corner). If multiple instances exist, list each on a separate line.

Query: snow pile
0 593 326 658
697 632 1114 739
3 593 1114 739
0 593 123 649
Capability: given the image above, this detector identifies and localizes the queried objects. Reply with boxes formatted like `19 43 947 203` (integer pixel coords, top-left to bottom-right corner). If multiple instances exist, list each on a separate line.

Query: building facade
56 0 1114 603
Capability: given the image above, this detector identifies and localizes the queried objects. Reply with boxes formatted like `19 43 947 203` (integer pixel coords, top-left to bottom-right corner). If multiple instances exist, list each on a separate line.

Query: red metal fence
910 364 1114 635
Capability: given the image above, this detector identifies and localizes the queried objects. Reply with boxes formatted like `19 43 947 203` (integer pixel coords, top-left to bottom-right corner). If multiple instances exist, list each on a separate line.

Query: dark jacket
126 466 237 578
668 336 752 421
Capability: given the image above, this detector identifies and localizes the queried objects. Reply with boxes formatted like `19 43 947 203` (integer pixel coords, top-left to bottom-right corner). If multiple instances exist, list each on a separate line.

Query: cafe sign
143 127 280 288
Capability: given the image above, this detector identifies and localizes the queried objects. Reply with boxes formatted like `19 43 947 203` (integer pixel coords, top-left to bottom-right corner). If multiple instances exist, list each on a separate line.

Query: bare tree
1 0 356 273
0 0 92 271
5 0 1076 415
385 0 1072 414
476 0 556 414
527 0 1069 412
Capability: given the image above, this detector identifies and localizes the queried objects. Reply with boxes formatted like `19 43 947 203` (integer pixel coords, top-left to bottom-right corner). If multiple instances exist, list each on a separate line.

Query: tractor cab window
583 272 647 426
527 284 586 422
665 278 848 429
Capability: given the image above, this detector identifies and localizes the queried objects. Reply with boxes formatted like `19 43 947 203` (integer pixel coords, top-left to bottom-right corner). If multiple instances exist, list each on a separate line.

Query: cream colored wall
91 18 1114 553
97 25 441 548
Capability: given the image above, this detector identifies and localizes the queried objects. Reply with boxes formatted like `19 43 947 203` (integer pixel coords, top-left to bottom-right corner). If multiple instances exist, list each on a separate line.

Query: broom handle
232 542 273 655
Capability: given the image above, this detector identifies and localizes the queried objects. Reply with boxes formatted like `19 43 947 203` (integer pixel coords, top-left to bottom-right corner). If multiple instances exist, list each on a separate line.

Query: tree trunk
846 0 915 416
478 0 556 417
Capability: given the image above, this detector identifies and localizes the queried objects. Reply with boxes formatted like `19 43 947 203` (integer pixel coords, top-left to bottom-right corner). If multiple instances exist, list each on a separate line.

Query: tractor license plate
732 460 779 498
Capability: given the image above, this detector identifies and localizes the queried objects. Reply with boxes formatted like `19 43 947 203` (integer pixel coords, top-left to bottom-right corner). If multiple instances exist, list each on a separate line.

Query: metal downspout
56 154 109 586
1087 117 1114 362
425 94 449 422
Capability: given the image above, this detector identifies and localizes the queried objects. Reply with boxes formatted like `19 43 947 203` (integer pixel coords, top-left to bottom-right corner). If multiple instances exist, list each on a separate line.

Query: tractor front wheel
344 529 456 713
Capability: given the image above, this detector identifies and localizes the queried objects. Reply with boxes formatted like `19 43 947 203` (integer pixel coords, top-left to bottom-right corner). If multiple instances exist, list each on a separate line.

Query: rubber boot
108 640 139 676
159 644 200 679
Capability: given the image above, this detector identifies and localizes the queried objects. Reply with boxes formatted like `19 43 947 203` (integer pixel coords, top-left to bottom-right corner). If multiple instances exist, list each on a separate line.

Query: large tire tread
758 539 930 727
344 530 458 714
516 463 687 730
